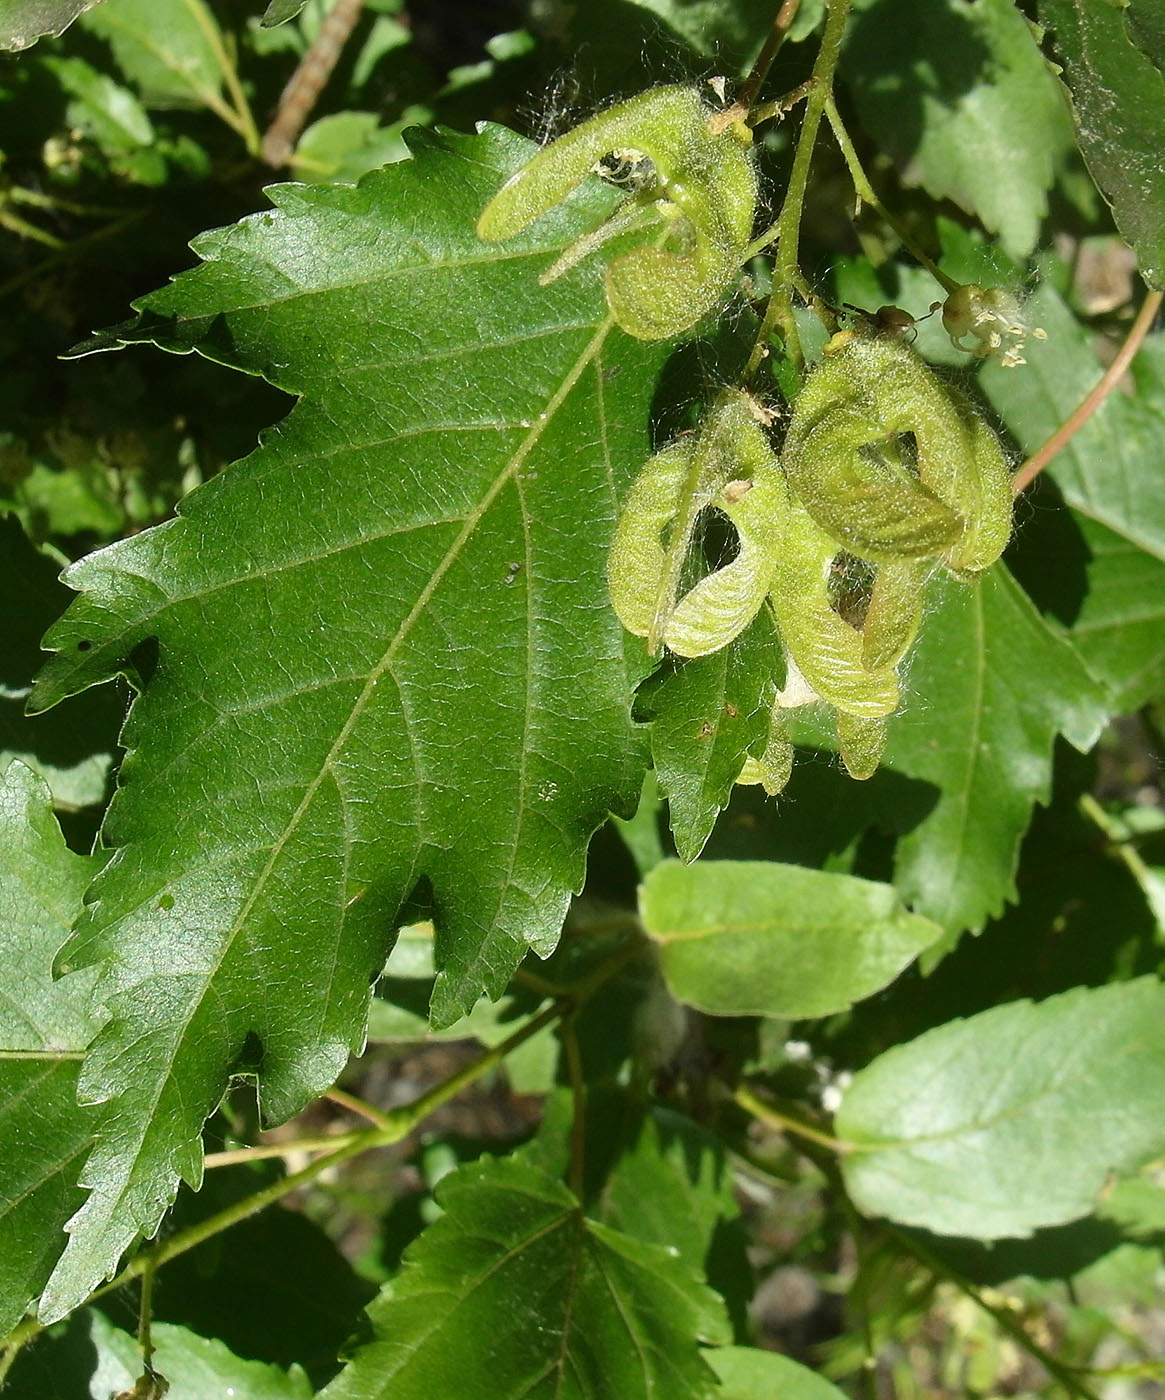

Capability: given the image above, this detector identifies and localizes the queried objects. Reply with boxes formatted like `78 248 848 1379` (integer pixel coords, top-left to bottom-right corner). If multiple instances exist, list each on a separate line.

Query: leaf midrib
103 315 617 1220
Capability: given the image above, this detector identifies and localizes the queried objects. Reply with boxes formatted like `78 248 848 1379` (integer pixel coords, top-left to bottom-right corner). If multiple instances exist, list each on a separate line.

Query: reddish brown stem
1012 289 1162 494
261 0 366 167
739 0 804 111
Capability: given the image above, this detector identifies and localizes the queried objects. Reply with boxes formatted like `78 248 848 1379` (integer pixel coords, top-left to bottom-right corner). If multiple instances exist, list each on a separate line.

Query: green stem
183 0 261 154
204 1133 363 1167
744 0 853 379
1085 1361 1165 1380
822 95 959 296
734 1082 852 1154
513 967 568 999
8 187 129 219
887 1227 1102 1400
840 1196 878 1400
0 210 64 249
137 1260 157 1373
561 1019 587 1201
748 78 814 129
1078 791 1165 903
0 208 148 304
323 1084 394 1130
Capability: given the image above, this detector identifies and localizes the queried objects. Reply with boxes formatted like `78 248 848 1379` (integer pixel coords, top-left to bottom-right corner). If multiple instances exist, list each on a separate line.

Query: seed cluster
479 86 1020 790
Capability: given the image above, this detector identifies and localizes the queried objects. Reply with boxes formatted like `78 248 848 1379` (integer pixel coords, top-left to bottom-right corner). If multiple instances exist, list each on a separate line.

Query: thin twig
1012 289 1163 494
823 94 959 296
734 1082 852 1154
748 78 814 129
137 1261 157 1373
204 1134 361 1168
1077 792 1165 909
262 0 366 167
744 0 853 380
739 0 804 111
8 187 129 218
0 208 148 304
0 209 65 247
183 0 261 154
561 1019 586 1201
324 1085 393 1129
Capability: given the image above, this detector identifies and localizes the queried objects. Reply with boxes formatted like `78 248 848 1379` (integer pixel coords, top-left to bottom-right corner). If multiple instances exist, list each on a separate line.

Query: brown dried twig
1012 288 1162 494
261 0 367 168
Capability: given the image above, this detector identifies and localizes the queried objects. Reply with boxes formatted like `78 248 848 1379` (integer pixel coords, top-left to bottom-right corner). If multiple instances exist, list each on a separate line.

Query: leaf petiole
822 94 960 296
744 0 853 379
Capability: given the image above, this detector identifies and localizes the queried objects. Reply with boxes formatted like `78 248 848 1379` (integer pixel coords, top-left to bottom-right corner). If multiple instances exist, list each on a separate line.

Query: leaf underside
838 979 1165 1238
1035 0 1165 289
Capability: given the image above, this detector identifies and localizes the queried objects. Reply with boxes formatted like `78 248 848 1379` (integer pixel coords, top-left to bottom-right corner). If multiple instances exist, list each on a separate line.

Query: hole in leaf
128 635 160 690
828 551 875 628
693 505 739 572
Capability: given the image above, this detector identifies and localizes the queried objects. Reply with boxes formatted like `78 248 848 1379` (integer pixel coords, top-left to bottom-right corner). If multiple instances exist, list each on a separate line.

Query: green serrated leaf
986 294 1165 710
880 566 1106 943
30 124 669 1318
520 1086 746 1295
260 0 307 27
89 1310 314 1400
80 0 229 112
590 1098 740 1273
844 0 1074 256
640 611 781 862
0 761 104 1337
318 1156 729 1399
837 978 1165 1239
641 859 941 1018
0 0 100 50
705 1346 849 1400
1035 0 1165 288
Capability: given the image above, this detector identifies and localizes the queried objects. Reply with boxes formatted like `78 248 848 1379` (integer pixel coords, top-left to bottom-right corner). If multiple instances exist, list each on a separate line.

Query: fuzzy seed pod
478 86 757 340
784 337 1013 573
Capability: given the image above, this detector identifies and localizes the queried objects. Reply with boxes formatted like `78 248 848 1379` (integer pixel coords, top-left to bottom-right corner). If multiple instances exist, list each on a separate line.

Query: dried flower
942 283 1047 368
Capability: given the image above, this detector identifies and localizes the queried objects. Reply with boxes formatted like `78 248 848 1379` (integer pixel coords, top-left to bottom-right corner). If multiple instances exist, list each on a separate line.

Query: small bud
836 710 886 781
